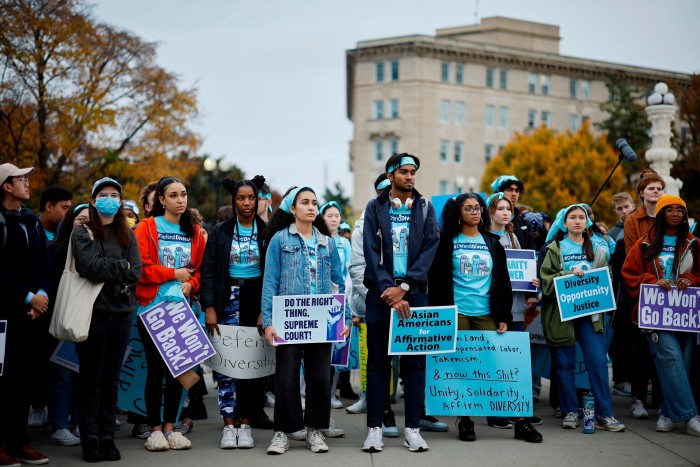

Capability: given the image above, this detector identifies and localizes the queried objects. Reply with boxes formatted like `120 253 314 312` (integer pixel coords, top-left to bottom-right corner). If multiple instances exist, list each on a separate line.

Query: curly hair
440 193 489 239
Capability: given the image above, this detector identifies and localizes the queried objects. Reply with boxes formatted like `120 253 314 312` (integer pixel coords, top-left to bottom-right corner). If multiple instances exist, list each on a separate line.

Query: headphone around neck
390 192 413 210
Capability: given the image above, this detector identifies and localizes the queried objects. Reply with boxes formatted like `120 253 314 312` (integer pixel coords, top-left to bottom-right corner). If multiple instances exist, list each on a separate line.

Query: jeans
648 330 697 422
48 361 79 431
365 291 427 429
551 317 613 417
76 311 132 440
273 342 331 432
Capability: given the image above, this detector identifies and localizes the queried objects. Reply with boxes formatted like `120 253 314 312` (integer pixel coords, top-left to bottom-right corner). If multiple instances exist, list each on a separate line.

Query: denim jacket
262 224 348 329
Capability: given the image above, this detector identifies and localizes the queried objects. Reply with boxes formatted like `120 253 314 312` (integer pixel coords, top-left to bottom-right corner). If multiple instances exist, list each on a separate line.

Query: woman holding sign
540 204 625 432
134 176 205 452
261 186 350 455
200 175 269 449
622 194 700 436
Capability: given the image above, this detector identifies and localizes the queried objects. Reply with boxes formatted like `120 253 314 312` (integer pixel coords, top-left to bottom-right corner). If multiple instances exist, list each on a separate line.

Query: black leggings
137 320 184 427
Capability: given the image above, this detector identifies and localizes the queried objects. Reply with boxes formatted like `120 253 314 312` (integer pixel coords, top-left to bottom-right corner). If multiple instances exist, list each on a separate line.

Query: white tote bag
49 227 105 342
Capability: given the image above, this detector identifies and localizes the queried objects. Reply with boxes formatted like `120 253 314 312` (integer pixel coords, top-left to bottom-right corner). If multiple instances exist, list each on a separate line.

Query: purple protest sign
638 284 700 333
139 300 217 377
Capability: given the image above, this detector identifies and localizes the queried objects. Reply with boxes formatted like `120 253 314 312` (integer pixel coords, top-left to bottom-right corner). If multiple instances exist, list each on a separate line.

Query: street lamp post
467 176 477 193
204 156 231 214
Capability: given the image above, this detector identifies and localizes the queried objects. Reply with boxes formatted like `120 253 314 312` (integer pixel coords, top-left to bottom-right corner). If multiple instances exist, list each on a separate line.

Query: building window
441 62 450 83
569 114 579 132
454 141 463 163
390 99 399 118
374 100 384 120
390 60 399 81
499 106 509 130
440 140 449 162
455 63 464 84
485 144 494 162
569 79 577 99
541 75 551 95
528 73 537 94
541 111 551 127
455 101 465 124
389 138 399 155
498 145 504 154
376 62 384 83
485 104 495 127
582 115 590 125
486 68 495 88
581 80 591 100
439 180 449 194
499 69 508 90
440 99 451 123
527 109 537 129
374 140 383 161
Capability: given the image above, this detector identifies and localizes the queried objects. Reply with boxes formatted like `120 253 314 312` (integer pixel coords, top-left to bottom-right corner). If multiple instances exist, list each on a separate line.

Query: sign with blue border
506 249 537 292
554 267 615 321
388 306 457 355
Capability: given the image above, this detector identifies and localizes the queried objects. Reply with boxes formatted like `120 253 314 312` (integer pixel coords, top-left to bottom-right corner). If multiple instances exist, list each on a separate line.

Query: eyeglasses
13 176 29 186
96 192 121 199
463 206 482 214
75 216 89 223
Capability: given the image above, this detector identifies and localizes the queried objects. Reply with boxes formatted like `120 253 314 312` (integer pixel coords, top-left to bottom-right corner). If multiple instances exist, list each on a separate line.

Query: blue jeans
648 330 698 422
48 361 79 431
551 317 613 417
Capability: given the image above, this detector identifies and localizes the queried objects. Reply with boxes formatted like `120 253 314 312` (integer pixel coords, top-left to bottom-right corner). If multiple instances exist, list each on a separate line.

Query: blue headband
545 204 593 243
376 179 391 190
486 192 505 208
490 175 519 193
387 156 418 173
339 222 351 231
74 203 89 213
320 200 341 215
279 186 314 214
258 191 272 200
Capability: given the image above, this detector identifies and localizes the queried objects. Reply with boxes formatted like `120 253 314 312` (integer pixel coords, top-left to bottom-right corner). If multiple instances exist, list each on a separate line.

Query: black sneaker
457 417 476 442
99 437 121 461
514 420 543 443
488 418 513 429
339 386 360 400
82 436 103 463
508 416 542 425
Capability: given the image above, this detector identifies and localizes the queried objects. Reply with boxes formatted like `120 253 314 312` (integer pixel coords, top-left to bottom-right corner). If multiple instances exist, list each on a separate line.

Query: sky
91 0 700 199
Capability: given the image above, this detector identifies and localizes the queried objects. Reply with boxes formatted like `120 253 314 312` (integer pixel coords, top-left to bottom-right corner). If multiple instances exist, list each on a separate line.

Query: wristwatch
399 282 410 293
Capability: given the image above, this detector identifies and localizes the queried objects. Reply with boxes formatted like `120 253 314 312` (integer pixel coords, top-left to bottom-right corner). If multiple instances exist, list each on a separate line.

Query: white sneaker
562 412 578 429
403 428 428 452
220 425 237 449
656 415 674 432
320 418 345 438
686 415 700 437
237 424 254 448
288 428 307 441
166 431 191 450
330 394 343 409
265 391 276 408
346 396 367 414
305 429 328 453
267 431 289 455
51 428 81 446
301 396 306 411
630 399 649 419
28 408 47 428
362 426 383 452
144 431 169 451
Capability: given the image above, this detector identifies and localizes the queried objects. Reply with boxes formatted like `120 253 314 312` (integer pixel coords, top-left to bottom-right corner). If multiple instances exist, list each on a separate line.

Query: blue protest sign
554 267 615 321
139 299 216 377
506 249 537 292
388 306 457 355
426 331 533 416
332 325 360 368
271 294 346 344
638 284 700 332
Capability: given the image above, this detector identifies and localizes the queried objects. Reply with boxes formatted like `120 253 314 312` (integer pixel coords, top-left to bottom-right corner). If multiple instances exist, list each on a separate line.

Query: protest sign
271 294 345 344
426 331 533 417
332 325 360 368
638 284 700 332
0 320 6 376
389 306 457 355
206 325 276 379
554 267 615 321
359 323 367 391
50 340 80 373
506 249 537 292
139 300 216 377
526 313 546 345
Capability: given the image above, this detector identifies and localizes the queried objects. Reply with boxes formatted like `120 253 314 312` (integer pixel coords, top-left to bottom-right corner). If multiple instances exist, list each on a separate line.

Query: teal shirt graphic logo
229 222 261 278
659 235 676 280
561 238 592 271
155 216 191 268
390 206 410 278
452 233 492 317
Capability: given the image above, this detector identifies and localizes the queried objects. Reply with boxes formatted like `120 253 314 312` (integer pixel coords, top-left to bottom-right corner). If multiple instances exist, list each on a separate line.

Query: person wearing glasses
71 177 142 461
0 163 53 466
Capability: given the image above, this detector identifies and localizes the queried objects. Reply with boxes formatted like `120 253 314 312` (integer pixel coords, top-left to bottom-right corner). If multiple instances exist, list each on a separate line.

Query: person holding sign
200 175 269 449
261 186 350 455
622 194 700 436
362 154 439 453
134 176 205 452
72 177 142 462
540 204 625 432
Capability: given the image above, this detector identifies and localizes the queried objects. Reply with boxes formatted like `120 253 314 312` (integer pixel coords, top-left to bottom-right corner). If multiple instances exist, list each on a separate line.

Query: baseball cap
91 177 122 197
0 163 34 185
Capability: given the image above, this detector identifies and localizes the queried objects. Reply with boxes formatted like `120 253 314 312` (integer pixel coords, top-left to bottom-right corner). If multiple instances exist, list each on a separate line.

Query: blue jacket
362 188 439 295
262 223 348 329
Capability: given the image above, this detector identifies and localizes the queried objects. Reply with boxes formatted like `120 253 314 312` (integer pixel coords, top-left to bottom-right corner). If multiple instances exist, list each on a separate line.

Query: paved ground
27 374 700 466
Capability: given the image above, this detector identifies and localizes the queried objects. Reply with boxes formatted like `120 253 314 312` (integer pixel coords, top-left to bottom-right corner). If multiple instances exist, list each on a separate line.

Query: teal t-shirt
45 230 55 243
590 232 612 261
333 234 352 282
560 237 593 272
659 235 676 280
155 216 191 268
453 233 492 317
304 232 318 294
228 221 261 278
390 206 410 278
